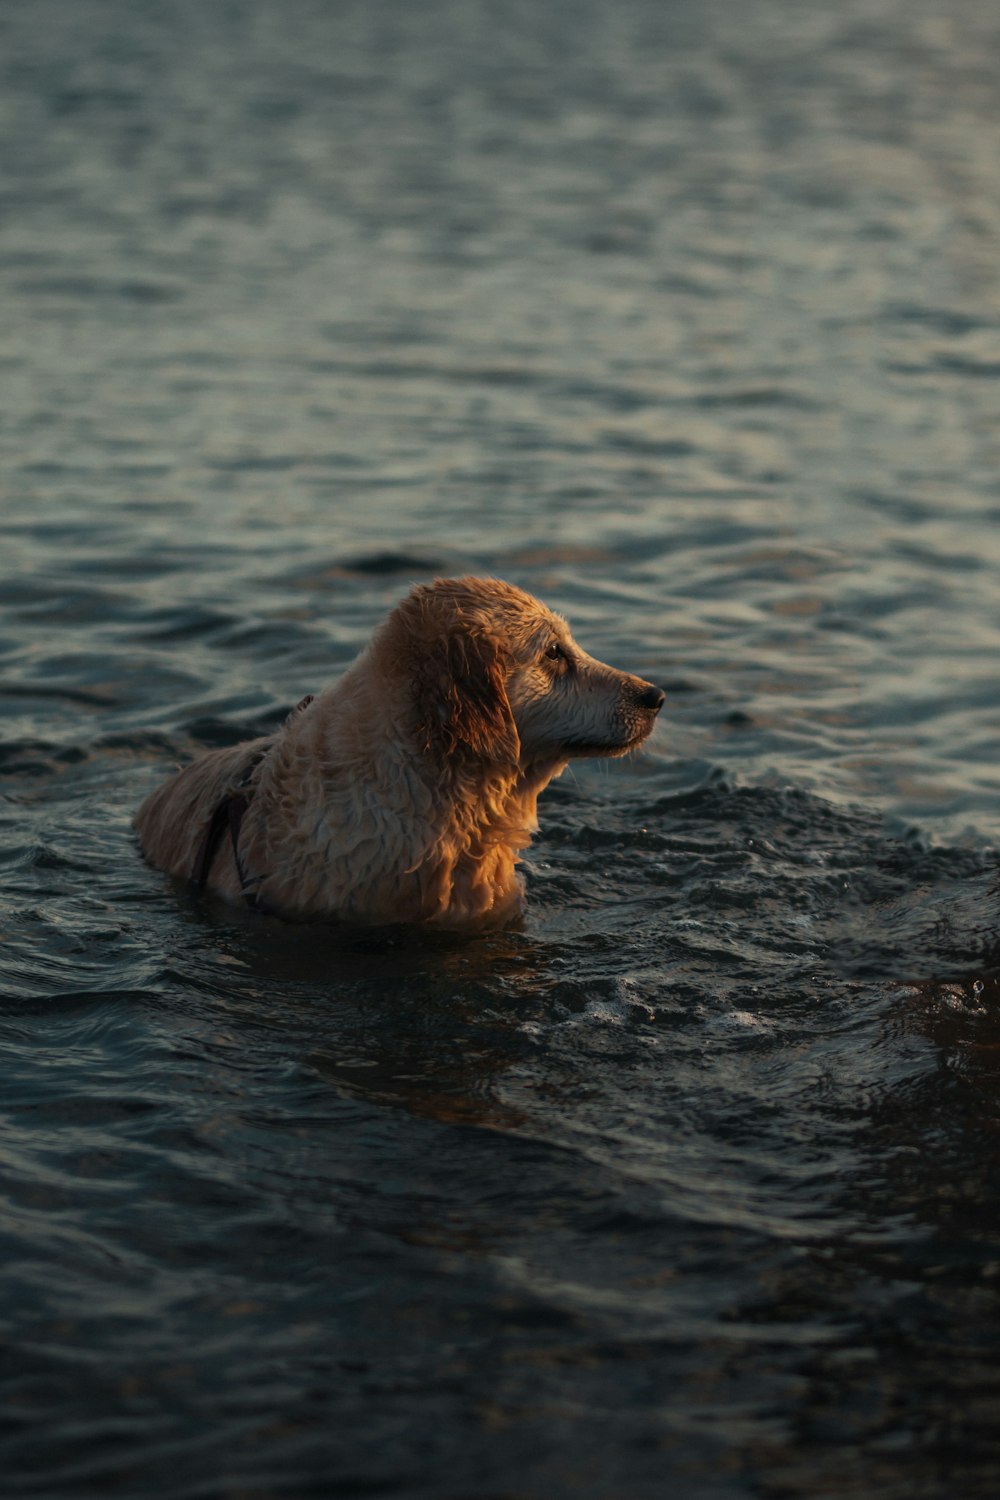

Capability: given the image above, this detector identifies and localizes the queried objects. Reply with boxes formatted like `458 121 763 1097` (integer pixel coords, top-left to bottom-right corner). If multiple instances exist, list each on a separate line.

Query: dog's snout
637 683 665 714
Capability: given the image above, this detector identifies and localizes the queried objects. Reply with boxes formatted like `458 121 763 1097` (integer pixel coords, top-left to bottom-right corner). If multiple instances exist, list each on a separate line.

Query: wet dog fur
134 577 664 929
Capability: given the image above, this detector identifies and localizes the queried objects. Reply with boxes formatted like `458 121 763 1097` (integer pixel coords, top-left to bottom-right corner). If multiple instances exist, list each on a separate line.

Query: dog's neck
249 687 562 929
406 754 546 929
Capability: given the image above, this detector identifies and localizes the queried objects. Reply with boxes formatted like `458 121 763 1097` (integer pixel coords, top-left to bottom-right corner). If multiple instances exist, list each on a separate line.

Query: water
2 1 1000 1495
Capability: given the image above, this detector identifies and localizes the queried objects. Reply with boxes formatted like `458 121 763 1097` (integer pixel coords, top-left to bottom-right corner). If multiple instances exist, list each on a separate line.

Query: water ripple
3 1 1000 1496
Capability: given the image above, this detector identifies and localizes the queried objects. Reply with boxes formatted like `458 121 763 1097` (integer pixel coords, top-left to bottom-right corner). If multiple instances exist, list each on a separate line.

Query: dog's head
379 578 664 772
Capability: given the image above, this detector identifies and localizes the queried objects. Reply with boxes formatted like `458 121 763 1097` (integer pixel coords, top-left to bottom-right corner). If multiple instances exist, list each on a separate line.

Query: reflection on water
2 1 1000 1496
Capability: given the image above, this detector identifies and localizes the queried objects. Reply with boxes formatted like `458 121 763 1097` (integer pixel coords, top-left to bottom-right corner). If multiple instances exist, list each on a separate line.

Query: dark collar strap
189 696 314 909
191 751 268 906
191 794 233 890
191 790 257 906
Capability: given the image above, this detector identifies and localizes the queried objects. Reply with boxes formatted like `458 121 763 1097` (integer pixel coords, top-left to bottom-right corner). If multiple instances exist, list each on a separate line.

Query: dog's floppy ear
431 626 521 763
388 584 521 765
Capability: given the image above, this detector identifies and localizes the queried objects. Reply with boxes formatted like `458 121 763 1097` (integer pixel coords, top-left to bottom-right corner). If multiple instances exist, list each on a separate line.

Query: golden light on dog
134 578 665 929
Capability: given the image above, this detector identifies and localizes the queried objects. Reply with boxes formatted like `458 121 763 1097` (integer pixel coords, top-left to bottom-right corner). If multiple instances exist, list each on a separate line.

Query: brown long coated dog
134 577 665 929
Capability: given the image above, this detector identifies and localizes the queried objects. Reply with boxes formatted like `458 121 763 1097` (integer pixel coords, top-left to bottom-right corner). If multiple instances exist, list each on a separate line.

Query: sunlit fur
134 577 664 930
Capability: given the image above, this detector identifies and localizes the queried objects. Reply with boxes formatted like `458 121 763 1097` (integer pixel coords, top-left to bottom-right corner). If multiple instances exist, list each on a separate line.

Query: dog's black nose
638 684 666 713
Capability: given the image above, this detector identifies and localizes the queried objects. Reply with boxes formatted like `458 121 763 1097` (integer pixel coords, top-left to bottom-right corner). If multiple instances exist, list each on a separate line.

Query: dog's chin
557 727 654 760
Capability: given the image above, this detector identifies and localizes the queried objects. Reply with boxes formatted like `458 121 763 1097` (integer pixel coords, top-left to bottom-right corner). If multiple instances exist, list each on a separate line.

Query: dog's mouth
565 697 663 757
561 726 655 758
515 679 664 764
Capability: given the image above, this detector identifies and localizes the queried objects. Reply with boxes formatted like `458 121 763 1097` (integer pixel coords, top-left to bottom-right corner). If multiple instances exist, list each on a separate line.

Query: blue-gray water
2 1 1000 1496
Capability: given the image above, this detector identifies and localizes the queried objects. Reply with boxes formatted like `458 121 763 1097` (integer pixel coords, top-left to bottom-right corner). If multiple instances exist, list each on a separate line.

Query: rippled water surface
3 1 1000 1496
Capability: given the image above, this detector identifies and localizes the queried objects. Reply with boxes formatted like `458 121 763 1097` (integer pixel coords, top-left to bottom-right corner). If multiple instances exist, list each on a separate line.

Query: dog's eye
543 642 565 662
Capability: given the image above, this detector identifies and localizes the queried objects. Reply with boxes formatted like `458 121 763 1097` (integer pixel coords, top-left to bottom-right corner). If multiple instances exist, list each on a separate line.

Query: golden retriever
134 577 664 929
